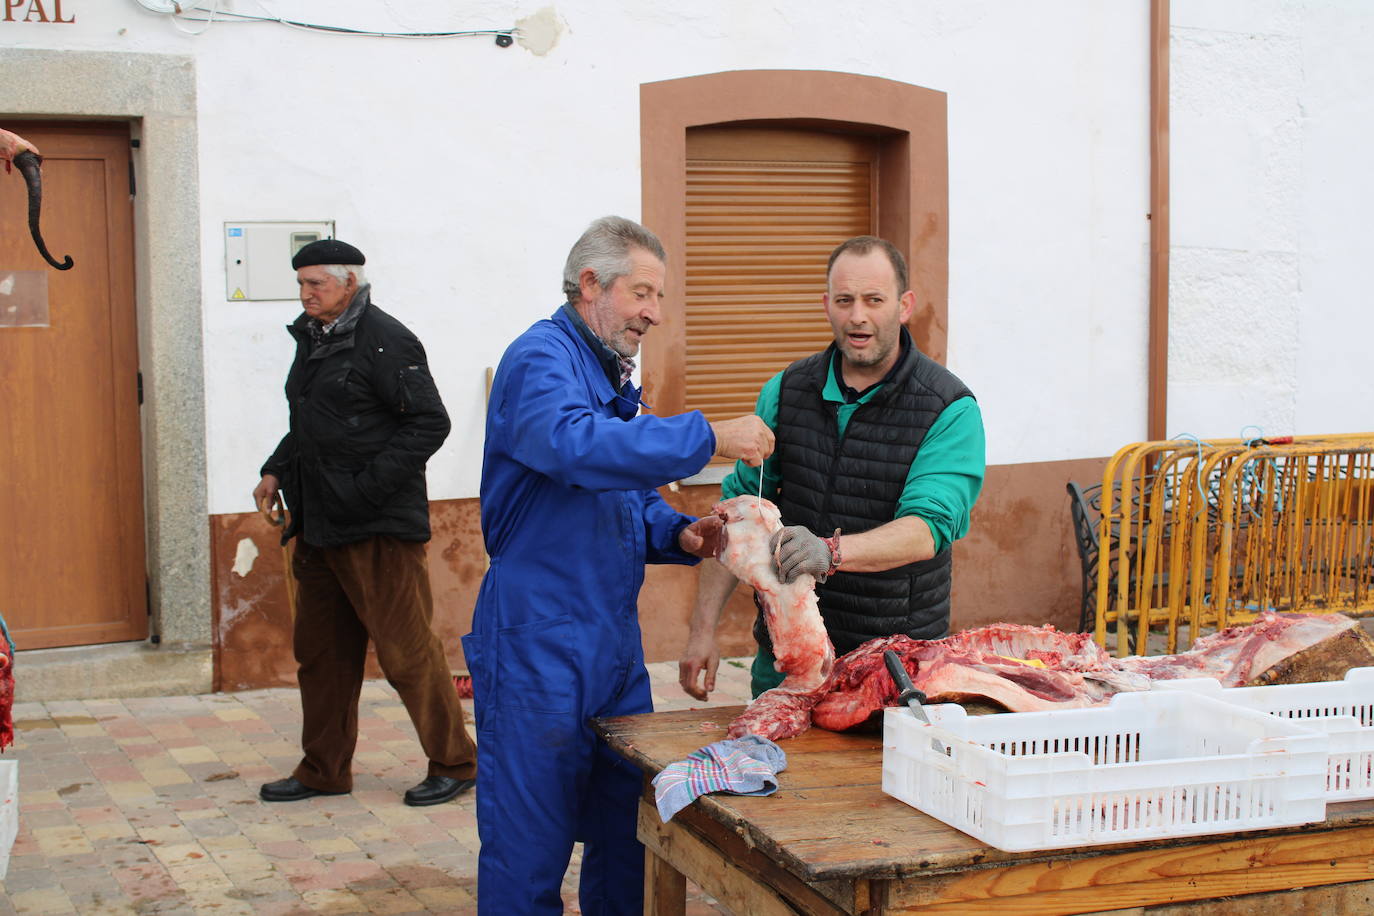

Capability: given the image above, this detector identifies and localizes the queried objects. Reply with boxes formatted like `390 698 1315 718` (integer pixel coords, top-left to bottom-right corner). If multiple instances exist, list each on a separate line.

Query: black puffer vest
754 332 973 656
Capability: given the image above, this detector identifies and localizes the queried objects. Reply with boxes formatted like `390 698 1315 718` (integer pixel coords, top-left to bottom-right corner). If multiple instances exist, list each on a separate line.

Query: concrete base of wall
13 643 213 703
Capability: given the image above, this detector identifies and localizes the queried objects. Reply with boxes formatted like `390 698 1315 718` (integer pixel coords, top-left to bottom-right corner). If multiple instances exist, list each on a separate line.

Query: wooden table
594 706 1374 915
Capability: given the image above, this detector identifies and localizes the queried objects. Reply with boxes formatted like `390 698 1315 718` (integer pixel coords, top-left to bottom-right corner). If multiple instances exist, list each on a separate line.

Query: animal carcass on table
1115 610 1374 686
811 612 1374 735
711 494 1374 740
810 626 1150 732
712 496 835 740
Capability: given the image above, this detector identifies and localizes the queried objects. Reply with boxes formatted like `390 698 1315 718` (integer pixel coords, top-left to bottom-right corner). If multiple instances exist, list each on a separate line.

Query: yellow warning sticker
231 288 246 300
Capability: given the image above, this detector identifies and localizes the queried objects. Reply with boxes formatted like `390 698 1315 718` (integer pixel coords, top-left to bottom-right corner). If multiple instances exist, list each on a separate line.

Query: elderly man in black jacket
252 239 477 807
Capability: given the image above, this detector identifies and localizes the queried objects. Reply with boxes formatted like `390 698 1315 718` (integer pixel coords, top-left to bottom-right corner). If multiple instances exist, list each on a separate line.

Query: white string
171 0 219 35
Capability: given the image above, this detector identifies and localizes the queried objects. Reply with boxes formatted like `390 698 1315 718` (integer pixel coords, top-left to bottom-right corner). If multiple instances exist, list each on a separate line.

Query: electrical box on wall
225 221 335 301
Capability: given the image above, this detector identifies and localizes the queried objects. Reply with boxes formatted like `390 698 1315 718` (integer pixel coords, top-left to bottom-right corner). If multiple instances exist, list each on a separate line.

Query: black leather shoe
259 776 347 802
404 775 475 807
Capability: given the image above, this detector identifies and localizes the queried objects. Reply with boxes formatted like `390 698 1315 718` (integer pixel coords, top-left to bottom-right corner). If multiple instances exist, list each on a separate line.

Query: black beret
292 239 365 270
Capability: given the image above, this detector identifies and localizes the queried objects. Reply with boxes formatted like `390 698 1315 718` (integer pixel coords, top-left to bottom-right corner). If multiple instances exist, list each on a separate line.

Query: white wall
1170 0 1374 441
8 1 1367 514
1294 2 1374 435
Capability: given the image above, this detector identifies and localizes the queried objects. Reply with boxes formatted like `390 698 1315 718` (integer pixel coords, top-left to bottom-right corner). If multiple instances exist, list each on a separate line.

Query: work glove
679 515 724 559
768 526 839 583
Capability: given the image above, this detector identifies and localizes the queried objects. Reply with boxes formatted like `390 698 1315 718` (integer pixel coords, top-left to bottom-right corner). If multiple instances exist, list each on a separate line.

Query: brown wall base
953 455 1108 633
210 456 1107 691
210 503 486 692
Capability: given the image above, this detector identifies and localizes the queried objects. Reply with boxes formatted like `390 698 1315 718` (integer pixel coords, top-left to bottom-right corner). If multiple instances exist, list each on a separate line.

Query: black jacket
262 286 450 547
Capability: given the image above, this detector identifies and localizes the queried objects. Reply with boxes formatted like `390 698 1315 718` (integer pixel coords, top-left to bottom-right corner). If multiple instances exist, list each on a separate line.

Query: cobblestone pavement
0 657 759 915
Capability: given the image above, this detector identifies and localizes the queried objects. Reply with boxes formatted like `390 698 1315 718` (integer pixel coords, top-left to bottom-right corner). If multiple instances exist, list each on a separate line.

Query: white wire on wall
127 0 516 43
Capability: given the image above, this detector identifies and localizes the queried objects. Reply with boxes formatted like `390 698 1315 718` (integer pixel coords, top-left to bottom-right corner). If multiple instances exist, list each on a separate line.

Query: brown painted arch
639 69 949 417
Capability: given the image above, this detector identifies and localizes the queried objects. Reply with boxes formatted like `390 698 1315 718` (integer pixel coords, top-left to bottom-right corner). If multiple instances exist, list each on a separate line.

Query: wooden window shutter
684 127 877 428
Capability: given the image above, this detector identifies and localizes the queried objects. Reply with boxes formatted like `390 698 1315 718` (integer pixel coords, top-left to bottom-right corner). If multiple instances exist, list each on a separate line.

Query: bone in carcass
811 627 1151 732
712 496 835 740
710 495 1374 739
813 611 1374 733
1116 610 1374 686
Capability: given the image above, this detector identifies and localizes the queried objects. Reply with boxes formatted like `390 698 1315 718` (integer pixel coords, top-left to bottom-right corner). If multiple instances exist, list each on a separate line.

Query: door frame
1 49 210 649
0 121 147 647
640 70 950 419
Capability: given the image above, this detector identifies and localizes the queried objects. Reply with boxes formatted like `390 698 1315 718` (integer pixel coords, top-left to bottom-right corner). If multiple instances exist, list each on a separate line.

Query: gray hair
321 263 367 287
561 216 666 304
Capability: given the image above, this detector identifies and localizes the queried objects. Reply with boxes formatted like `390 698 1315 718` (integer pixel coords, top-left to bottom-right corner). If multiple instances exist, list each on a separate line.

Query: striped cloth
652 735 786 821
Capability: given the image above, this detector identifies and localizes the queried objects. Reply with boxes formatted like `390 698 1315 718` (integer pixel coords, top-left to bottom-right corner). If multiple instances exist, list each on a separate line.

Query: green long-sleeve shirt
721 366 986 553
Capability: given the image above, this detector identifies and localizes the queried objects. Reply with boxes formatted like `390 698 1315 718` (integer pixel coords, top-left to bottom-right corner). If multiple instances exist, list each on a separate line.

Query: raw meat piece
813 612 1372 734
1116 610 1373 686
811 627 1150 732
0 625 13 751
712 496 835 740
709 492 1374 742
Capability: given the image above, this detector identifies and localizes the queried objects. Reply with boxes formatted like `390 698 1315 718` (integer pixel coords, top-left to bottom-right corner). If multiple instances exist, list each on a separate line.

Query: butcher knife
883 649 947 755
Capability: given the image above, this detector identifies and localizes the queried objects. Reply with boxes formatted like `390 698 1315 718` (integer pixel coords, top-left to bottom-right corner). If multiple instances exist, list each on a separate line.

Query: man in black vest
680 236 986 699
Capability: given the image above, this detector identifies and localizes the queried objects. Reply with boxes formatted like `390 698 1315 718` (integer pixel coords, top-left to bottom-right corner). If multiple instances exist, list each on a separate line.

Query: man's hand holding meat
680 235 985 703
466 217 774 914
770 525 837 583
679 514 724 559
253 239 477 810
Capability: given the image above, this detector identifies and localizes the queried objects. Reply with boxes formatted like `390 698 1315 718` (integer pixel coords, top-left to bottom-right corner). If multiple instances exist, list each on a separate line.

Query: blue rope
1169 427 1286 521
1170 431 1213 509
1235 425 1284 520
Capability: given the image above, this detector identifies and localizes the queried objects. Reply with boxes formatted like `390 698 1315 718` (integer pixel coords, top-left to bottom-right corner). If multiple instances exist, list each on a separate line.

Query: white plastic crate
0 760 16 880
882 691 1328 852
1153 667 1374 801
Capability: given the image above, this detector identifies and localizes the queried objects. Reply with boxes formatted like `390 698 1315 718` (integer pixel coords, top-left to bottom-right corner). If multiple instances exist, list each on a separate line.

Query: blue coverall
463 307 715 915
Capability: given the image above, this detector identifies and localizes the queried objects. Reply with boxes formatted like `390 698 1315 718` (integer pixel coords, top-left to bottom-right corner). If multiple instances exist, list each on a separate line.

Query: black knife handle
883 650 930 707
882 649 909 688
882 649 918 693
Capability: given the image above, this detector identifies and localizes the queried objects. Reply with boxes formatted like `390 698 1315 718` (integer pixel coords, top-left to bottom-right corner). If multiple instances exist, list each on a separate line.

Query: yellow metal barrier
1213 444 1374 629
1085 434 1374 656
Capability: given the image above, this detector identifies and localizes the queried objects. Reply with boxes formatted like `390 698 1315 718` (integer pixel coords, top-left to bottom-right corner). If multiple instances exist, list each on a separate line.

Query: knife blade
884 649 947 754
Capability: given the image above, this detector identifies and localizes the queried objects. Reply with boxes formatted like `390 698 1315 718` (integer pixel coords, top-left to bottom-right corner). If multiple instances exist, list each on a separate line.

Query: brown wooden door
0 121 147 649
684 126 877 427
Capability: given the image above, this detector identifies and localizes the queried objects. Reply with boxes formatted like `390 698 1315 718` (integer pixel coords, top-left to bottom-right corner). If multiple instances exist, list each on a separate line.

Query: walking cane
266 495 297 623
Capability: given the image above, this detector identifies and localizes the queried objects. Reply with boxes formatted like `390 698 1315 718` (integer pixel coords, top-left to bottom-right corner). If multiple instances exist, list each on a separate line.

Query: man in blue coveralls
679 235 986 702
465 216 775 914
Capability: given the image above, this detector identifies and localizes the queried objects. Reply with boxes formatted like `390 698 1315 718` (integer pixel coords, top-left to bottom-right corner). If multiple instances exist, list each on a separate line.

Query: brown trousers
289 536 477 793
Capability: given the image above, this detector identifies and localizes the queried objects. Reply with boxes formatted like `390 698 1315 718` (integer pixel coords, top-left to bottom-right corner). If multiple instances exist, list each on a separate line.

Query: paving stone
33 824 95 858
19 808 76 830
299 887 369 914
3 670 739 914
6 886 78 914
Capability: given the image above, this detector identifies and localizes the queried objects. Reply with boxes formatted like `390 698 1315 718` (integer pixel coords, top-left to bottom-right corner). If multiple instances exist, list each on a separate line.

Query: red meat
710 496 1371 742
711 496 835 740
1114 610 1364 685
811 627 1148 732
0 636 13 751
